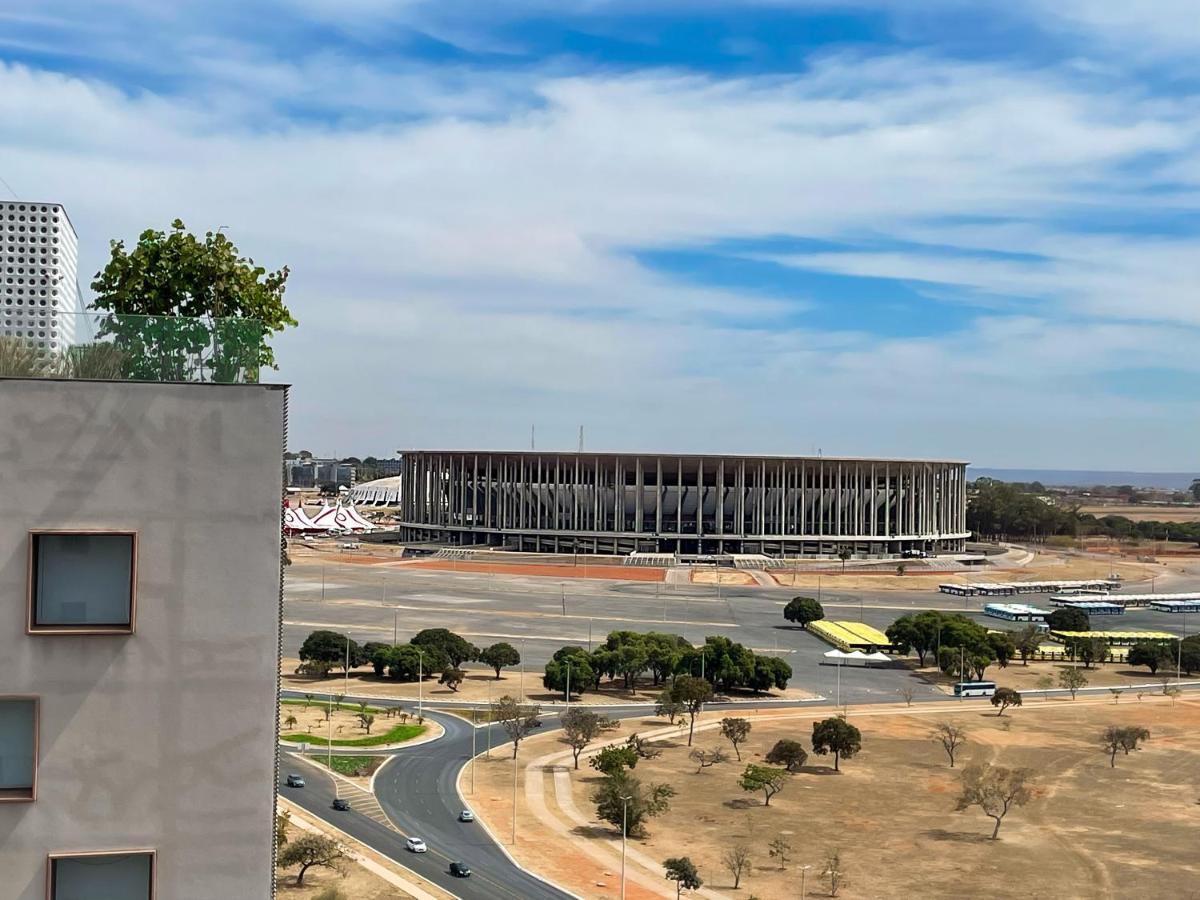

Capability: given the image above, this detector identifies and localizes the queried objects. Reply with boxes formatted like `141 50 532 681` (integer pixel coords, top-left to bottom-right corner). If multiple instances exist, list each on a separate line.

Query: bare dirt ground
691 569 758 586
283 663 812 706
404 559 667 581
771 554 1158 591
1078 504 1200 523
473 697 1200 899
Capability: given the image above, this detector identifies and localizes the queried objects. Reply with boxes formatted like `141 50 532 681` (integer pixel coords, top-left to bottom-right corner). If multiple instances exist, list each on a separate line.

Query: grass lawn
300 754 385 777
279 722 425 747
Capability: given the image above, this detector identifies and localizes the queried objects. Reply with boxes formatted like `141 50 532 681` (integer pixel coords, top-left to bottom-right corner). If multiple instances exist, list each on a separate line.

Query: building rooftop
396 449 969 465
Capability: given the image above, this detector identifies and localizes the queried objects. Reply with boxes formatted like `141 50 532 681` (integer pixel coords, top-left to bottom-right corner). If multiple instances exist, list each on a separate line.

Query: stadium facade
394 450 969 557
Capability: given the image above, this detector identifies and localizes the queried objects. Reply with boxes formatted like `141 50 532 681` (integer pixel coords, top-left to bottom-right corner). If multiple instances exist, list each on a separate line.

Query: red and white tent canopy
309 505 374 532
283 507 323 533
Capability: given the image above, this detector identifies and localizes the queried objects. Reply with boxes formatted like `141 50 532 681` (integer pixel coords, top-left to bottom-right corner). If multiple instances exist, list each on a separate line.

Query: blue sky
1 1 1198 467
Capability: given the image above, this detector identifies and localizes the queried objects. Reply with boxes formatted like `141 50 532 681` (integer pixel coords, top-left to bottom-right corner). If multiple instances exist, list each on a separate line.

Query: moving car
332 798 350 811
406 837 428 853
285 774 305 788
449 862 471 878
458 810 474 822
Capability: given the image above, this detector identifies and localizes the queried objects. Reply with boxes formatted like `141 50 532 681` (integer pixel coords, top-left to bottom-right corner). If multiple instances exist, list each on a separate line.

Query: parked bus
953 681 996 698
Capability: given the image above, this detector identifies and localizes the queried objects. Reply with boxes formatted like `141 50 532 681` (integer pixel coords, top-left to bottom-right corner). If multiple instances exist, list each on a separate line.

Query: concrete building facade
0 378 286 899
395 450 969 556
0 201 79 352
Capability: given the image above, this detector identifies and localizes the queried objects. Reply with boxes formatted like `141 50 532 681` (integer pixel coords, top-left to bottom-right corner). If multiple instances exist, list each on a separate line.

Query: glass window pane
0 699 35 790
35 534 133 627
52 854 152 900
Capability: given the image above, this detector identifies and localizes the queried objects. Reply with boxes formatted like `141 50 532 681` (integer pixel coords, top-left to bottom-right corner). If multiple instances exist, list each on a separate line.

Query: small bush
313 888 348 900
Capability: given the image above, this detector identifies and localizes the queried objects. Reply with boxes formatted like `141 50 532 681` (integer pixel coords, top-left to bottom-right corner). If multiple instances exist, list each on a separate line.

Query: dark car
285 774 305 788
449 862 472 878
332 798 350 811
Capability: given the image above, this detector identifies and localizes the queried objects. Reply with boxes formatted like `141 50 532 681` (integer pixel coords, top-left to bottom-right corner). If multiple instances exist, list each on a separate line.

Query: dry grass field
1078 504 1200 523
474 698 1200 899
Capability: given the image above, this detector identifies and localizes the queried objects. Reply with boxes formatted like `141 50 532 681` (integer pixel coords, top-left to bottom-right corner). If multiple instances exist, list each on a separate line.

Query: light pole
392 608 398 647
565 659 571 712
321 564 326 602
561 583 566 617
417 649 424 720
344 636 351 695
520 639 527 701
818 575 822 604
471 707 477 794
327 694 335 800
486 679 492 759
620 795 632 900
800 863 812 898
511 750 519 845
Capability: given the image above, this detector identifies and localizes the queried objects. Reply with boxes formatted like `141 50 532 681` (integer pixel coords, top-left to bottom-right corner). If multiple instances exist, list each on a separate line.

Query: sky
2 1 1198 469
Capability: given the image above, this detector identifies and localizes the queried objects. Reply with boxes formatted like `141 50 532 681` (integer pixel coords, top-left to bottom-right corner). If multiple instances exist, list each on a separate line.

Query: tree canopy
299 631 363 671
811 717 862 772
783 596 825 628
479 642 521 678
411 628 479 667
664 857 703 898
90 219 296 379
765 738 808 772
1046 607 1090 633
592 770 674 838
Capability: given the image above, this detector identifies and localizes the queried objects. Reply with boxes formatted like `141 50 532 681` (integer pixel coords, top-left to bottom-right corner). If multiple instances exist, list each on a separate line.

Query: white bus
953 681 996 698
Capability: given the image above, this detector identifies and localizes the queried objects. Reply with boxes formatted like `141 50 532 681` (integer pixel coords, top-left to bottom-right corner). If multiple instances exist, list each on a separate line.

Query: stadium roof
396 449 969 465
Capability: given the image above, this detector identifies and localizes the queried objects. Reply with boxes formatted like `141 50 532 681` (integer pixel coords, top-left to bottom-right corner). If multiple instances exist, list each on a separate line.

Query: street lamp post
561 583 566 617
511 750 519 845
417 649 424 720
620 795 632 900
393 608 398 647
471 707 477 794
520 639 527 701
800 863 812 898
565 660 571 712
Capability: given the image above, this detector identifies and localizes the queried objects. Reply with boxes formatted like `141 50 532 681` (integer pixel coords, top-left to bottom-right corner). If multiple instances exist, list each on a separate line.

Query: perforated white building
0 200 79 351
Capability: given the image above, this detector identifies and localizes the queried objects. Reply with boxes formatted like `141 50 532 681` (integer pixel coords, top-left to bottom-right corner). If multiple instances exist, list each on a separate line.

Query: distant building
395 450 969 557
285 457 355 489
0 200 79 352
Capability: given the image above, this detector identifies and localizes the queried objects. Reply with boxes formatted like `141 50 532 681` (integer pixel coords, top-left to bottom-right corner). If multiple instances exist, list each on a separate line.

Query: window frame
27 530 138 635
46 850 156 900
0 694 38 802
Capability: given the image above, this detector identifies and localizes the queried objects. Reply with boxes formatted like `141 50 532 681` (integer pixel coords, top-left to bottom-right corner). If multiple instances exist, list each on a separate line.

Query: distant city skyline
1 2 1196 468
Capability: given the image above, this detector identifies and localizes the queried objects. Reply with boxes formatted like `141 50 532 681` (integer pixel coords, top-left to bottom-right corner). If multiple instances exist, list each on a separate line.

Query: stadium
383 450 968 558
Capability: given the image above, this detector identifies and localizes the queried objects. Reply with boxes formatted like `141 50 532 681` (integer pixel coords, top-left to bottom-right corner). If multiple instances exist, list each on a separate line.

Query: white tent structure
310 505 375 532
822 649 891 668
283 507 323 534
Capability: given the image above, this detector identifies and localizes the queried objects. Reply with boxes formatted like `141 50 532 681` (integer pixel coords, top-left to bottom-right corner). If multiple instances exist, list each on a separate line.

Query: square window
29 533 136 633
0 697 37 801
48 851 155 900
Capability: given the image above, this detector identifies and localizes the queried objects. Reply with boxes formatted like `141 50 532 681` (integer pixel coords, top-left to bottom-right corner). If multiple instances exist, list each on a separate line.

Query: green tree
283 714 298 731
988 632 1017 668
719 717 752 761
592 770 674 838
277 834 345 886
837 547 852 573
1100 725 1150 767
438 668 465 692
764 739 808 772
1046 607 1090 633
783 596 825 629
357 713 375 734
544 652 596 698
955 763 1035 839
1127 642 1170 674
299 631 362 672
1059 667 1088 699
479 642 521 679
738 763 789 806
664 856 703 898
491 695 541 758
689 746 728 772
1014 625 1043 665
90 219 296 380
990 687 1022 716
560 708 617 770
275 809 291 849
669 676 713 746
822 848 846 897
590 744 639 776
412 628 478 668
811 717 862 772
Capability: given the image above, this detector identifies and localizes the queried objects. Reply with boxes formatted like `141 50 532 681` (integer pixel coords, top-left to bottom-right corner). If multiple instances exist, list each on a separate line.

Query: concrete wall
0 378 285 899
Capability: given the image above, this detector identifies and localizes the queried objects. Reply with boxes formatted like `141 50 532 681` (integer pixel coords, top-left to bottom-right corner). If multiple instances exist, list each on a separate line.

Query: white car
406 837 428 853
458 810 474 822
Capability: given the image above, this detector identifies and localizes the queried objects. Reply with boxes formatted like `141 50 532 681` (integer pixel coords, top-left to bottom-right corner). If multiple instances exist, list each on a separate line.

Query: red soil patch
405 559 666 581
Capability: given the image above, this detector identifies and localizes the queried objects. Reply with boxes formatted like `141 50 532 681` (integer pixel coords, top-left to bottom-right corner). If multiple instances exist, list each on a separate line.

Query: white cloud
0 43 1196 468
